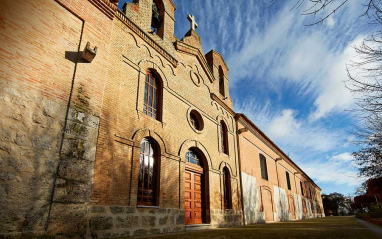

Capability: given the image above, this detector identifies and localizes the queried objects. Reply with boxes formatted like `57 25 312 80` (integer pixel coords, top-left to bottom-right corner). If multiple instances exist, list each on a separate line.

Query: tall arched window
138 138 159 205
218 66 225 96
143 70 161 120
223 167 232 209
220 121 229 154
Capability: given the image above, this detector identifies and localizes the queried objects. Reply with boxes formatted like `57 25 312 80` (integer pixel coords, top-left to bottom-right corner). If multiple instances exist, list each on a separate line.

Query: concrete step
185 224 212 231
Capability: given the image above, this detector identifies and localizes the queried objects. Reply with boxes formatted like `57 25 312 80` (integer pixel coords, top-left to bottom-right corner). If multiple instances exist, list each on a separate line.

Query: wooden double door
184 169 203 224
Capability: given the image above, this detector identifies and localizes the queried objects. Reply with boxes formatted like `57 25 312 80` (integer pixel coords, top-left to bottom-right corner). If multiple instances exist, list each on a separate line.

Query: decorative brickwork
0 0 324 238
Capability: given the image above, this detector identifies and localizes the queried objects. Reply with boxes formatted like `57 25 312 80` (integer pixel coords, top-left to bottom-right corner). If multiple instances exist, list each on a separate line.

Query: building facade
0 0 324 238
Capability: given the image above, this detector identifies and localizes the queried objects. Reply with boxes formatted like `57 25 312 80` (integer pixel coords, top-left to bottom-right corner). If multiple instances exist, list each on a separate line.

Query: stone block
110 206 124 214
125 207 136 214
133 229 148 236
141 216 156 227
176 215 184 225
89 216 113 230
54 180 91 203
115 215 139 229
58 158 94 182
159 216 167 225
48 203 88 236
157 208 167 214
150 228 160 234
32 135 53 150
90 206 106 213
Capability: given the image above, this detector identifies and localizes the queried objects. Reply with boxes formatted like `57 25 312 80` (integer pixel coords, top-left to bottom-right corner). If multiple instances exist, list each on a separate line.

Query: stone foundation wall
87 206 185 238
210 210 243 228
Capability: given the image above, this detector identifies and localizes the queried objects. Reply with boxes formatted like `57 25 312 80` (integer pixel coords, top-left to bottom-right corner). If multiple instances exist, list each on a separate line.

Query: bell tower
123 0 176 43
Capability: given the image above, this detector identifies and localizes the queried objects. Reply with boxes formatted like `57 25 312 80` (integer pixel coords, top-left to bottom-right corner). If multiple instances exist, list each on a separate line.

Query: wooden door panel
194 201 202 209
194 211 202 224
194 174 201 182
184 170 203 225
185 181 191 190
185 201 192 209
185 191 192 199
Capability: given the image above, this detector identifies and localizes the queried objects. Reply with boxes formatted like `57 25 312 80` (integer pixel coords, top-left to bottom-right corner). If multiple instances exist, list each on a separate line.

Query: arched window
220 121 229 154
260 154 268 180
143 70 162 120
223 167 232 209
138 138 159 205
219 66 225 96
185 150 201 166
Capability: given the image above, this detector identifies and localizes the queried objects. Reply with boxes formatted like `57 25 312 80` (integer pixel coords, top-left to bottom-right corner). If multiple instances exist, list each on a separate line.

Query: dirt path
356 218 382 238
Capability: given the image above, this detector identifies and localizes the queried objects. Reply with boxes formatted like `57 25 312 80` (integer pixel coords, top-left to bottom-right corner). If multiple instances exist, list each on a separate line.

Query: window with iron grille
137 138 158 205
286 171 291 190
260 154 268 180
143 71 161 120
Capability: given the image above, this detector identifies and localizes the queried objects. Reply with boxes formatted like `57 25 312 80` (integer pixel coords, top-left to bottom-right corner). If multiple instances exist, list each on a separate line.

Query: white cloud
309 36 364 120
235 100 342 155
330 152 353 162
327 15 336 27
266 109 301 139
299 158 362 186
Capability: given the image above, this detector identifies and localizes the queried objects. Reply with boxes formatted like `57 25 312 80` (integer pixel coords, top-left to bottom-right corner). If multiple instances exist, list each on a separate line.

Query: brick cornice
115 11 178 67
210 93 235 116
174 41 214 83
88 0 118 19
236 113 321 191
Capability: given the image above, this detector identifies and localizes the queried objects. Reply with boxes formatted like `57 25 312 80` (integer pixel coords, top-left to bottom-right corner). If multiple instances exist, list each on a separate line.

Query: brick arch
218 161 236 177
132 128 167 154
288 195 296 219
216 114 232 133
138 59 169 88
178 139 212 170
261 186 275 221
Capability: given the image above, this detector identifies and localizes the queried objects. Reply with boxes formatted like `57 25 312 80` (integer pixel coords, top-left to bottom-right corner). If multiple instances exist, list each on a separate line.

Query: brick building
0 0 324 238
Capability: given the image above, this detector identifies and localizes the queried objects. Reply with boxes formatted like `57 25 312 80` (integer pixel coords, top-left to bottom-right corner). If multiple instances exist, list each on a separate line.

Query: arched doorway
184 148 209 225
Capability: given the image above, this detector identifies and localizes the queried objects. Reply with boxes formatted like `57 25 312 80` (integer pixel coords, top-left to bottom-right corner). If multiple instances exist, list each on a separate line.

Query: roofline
235 113 321 191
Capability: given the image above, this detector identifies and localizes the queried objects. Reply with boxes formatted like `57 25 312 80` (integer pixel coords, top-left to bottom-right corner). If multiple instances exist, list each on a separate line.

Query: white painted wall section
241 172 264 224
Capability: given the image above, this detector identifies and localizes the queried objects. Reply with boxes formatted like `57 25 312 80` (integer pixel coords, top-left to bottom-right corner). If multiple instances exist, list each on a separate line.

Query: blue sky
118 0 376 195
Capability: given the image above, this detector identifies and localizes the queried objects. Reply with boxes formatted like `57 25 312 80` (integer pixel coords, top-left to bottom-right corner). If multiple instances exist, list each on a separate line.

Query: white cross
187 14 198 30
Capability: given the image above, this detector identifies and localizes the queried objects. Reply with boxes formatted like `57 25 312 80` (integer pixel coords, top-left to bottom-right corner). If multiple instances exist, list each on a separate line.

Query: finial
187 14 198 30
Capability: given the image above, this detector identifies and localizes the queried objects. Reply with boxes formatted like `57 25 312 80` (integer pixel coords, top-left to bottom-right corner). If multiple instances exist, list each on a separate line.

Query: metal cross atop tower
187 14 198 30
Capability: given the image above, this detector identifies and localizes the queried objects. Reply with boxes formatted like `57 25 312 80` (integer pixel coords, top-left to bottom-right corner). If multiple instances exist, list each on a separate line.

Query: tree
322 192 347 216
292 0 381 26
